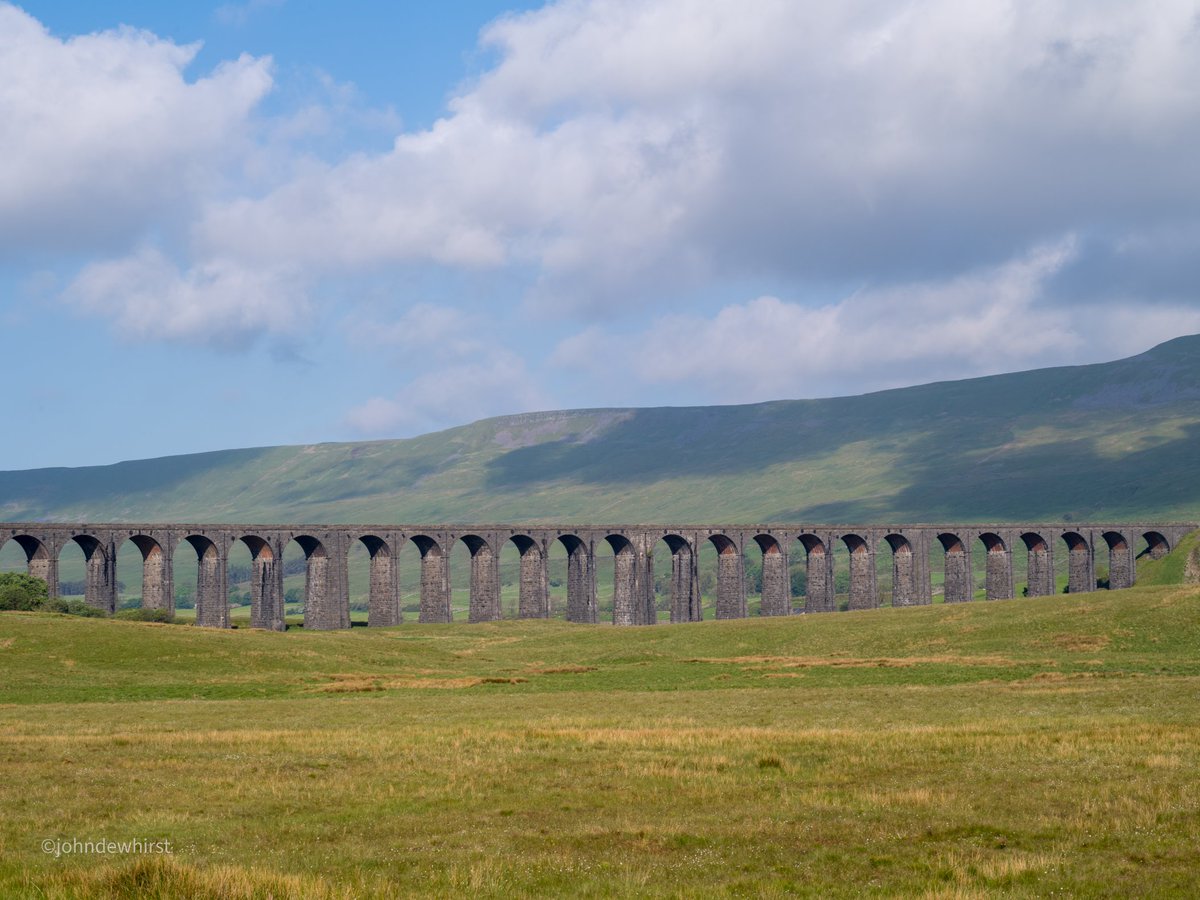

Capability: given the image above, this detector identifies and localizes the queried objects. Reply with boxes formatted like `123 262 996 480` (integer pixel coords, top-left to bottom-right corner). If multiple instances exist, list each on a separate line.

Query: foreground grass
1 585 1198 897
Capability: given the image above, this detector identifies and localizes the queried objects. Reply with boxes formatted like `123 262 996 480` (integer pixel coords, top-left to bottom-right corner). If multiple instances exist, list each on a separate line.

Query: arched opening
752 534 790 617
606 534 653 626
655 534 700 623
978 533 1012 601
708 534 745 619
411 535 450 623
1020 532 1054 597
1140 531 1171 560
231 535 283 630
458 535 499 623
224 539 253 622
116 535 169 614
508 535 548 619
1061 532 1094 594
795 534 832 613
176 535 225 627
843 533 876 610
356 535 399 626
1102 531 1133 590
289 535 344 630
937 533 971 604
59 535 114 613
883 534 916 606
1 534 51 585
554 534 596 623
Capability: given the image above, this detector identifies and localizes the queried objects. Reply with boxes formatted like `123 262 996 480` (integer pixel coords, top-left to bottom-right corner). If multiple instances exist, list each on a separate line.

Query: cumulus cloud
552 241 1200 400
66 247 306 348
0 3 272 254
182 0 1200 310
11 0 1200 408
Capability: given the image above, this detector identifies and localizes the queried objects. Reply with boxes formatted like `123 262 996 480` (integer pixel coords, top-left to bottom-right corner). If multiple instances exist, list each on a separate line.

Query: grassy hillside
3 334 1200 524
1 584 1198 896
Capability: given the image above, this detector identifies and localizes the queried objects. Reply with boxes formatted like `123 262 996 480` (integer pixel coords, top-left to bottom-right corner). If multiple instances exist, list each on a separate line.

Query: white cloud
0 3 273 254
180 0 1200 313
66 246 306 347
344 350 549 435
10 0 1200 403
552 241 1200 400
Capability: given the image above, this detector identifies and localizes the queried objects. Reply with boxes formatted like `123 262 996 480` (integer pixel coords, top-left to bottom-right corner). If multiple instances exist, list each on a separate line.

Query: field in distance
1 579 1198 897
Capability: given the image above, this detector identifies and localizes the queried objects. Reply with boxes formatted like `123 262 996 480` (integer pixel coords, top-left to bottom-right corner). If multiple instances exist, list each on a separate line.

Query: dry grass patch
26 855 391 900
686 654 1029 669
1047 633 1112 652
314 674 487 692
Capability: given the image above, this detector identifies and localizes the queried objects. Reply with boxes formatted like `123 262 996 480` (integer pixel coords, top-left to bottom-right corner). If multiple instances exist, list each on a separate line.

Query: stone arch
657 534 701 623
1140 531 1171 560
173 535 226 628
978 533 1013 601
118 534 170 613
286 540 348 628
883 534 917 607
1020 532 1054 597
237 535 285 631
458 534 500 623
797 534 833 613
508 535 549 619
842 533 876 610
1101 531 1134 590
708 534 746 619
937 532 972 603
1062 531 1094 594
411 535 450 623
59 534 114 613
752 534 790 617
358 535 400 627
4 534 52 585
606 534 654 626
554 534 596 623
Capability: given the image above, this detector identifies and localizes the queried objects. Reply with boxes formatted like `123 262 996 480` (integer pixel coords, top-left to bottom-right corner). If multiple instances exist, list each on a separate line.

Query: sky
3 0 1200 471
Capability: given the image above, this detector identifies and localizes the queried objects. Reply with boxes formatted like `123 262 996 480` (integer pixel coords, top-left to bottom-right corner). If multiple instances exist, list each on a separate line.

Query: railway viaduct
1 522 1193 630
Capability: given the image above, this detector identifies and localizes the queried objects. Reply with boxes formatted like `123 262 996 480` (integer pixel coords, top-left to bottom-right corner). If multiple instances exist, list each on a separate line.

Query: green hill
3 334 1200 524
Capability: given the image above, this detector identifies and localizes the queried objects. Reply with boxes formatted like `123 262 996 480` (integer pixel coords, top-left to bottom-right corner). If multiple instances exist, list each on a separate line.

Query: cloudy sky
3 0 1200 470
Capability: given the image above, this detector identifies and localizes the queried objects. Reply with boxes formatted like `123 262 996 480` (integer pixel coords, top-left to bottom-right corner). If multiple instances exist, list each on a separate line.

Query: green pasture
1 575 1198 897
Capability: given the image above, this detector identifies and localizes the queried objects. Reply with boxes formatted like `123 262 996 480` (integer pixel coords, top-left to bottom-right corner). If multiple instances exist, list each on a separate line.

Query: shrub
115 607 174 623
0 573 49 611
44 599 108 618
65 600 108 618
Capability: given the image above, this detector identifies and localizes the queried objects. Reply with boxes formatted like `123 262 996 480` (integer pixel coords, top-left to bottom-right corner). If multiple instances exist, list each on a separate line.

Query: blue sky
3 0 1200 471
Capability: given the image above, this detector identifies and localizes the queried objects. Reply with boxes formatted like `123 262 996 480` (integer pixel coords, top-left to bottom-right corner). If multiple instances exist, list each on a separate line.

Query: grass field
1 578 1198 898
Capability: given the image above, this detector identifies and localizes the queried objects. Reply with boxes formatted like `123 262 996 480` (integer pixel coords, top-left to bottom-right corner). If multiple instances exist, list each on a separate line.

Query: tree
0 573 49 611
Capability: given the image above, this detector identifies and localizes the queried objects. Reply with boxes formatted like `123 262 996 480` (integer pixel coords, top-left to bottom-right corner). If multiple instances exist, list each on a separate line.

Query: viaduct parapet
1 522 1193 630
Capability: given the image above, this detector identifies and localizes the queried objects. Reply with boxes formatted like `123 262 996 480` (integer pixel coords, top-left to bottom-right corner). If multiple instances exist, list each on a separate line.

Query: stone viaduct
0 522 1192 630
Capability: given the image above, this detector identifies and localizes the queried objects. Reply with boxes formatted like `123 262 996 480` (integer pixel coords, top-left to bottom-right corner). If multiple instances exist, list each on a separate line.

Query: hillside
3 335 1200 524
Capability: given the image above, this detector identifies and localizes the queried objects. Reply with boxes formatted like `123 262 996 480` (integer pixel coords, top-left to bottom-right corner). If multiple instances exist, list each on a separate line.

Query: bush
0 573 49 611
43 598 108 618
115 607 174 623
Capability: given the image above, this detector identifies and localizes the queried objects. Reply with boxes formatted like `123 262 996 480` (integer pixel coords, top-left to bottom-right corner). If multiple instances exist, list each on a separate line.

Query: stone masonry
0 522 1191 629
